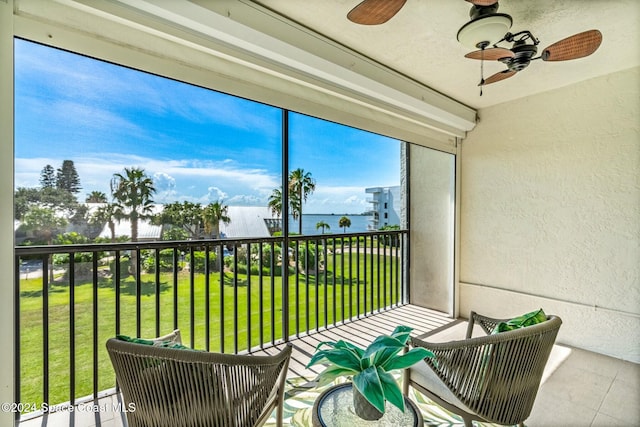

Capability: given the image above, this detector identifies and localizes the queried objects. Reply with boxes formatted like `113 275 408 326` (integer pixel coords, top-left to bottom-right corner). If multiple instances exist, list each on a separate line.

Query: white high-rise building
365 186 401 230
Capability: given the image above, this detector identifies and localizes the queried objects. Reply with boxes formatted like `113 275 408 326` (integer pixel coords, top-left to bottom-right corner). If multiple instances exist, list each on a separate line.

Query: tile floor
17 305 640 427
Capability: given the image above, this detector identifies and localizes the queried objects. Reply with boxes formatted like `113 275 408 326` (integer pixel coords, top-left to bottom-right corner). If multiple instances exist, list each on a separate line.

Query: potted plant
306 325 434 420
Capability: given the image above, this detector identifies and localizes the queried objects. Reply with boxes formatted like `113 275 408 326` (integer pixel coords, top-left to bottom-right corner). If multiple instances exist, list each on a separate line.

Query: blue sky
14 39 401 214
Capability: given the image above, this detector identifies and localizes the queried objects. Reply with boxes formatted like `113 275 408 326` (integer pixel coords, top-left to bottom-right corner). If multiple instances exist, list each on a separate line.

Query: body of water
288 214 371 235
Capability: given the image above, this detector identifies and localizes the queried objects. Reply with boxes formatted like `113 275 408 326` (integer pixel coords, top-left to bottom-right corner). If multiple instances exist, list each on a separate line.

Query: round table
311 383 423 427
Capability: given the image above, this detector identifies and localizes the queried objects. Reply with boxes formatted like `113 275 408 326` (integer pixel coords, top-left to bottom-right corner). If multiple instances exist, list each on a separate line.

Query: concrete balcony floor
18 305 639 427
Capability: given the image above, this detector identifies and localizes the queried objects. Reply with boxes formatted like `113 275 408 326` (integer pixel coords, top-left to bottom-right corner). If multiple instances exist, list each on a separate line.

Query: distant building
97 204 164 241
219 206 280 238
98 220 164 241
365 186 401 230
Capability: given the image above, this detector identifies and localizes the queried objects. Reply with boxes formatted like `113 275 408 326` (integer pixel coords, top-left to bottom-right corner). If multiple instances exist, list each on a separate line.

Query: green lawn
18 251 403 409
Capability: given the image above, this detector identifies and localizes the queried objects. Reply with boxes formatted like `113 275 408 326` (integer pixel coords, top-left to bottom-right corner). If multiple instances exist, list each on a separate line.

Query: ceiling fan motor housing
506 42 538 71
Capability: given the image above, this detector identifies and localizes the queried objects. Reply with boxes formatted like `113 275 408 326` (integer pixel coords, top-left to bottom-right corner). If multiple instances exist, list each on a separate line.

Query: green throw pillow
493 308 547 334
116 334 192 350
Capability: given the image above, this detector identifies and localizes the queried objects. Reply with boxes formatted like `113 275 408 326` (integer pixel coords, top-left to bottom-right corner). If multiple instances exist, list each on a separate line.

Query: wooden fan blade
465 48 515 61
465 0 499 6
347 0 407 25
481 69 517 85
542 29 603 61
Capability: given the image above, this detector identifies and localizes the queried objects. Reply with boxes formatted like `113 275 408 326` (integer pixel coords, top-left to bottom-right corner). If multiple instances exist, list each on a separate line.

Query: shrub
231 262 260 275
162 227 189 241
141 249 175 273
379 225 400 247
297 242 323 271
53 252 94 278
181 250 218 272
109 256 131 278
234 263 248 275
54 231 90 245
251 243 281 268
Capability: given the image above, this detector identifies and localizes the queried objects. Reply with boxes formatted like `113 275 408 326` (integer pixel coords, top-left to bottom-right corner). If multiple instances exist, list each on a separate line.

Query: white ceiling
249 0 640 110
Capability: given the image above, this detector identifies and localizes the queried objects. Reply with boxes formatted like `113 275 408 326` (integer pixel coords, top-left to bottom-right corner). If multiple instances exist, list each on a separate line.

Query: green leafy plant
306 325 434 414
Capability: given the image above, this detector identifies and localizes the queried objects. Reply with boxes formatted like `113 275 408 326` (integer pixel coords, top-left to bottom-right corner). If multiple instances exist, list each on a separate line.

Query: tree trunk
298 189 303 235
46 236 55 285
130 215 138 276
213 223 222 272
48 254 55 284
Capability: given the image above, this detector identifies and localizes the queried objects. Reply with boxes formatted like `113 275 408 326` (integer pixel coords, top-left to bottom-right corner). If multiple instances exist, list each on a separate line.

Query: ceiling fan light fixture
457 13 512 49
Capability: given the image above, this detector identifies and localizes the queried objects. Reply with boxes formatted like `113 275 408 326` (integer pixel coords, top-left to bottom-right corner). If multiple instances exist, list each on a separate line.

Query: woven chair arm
466 311 511 338
414 316 557 353
413 328 514 354
107 339 292 366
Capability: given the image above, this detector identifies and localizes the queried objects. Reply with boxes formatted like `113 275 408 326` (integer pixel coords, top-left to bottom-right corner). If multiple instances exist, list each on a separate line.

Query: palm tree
110 167 156 242
86 191 108 203
316 221 330 234
268 187 283 218
202 201 231 239
288 168 315 234
268 185 300 233
91 203 122 242
110 167 156 275
339 216 351 233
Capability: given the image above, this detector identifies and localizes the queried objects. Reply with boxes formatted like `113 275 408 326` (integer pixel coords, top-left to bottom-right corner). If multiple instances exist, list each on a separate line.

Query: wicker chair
403 311 562 427
107 338 293 427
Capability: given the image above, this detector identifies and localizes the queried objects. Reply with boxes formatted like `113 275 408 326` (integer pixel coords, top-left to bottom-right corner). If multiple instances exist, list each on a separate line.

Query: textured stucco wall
409 145 456 313
460 67 640 362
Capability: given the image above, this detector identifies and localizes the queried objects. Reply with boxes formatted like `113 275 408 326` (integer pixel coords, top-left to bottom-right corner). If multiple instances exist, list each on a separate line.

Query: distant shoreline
289 213 371 234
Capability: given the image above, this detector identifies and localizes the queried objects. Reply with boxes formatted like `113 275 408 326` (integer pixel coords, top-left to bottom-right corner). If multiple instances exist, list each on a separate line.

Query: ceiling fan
347 0 603 87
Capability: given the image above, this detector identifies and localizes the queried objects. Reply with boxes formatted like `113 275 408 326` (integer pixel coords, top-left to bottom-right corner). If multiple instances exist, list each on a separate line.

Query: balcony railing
13 230 407 421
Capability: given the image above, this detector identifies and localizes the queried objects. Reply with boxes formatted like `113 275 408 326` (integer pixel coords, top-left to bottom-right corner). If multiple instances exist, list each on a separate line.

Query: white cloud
203 186 228 202
153 172 176 190
51 100 143 135
344 195 363 205
298 185 371 214
14 157 59 188
100 157 282 192
227 194 265 205
153 172 178 203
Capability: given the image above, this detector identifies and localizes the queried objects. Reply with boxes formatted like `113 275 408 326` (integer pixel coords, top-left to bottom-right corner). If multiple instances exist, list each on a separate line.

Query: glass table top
264 376 505 427
314 383 422 427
